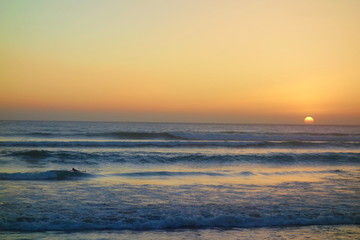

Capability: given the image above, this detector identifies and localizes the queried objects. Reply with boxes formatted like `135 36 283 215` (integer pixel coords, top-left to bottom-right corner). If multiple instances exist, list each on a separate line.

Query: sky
1 0 359 125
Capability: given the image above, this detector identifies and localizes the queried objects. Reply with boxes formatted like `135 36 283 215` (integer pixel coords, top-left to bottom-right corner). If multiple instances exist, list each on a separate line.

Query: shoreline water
2 225 360 240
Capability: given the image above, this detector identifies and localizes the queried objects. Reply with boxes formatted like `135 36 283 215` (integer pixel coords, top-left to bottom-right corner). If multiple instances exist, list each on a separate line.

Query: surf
0 170 92 180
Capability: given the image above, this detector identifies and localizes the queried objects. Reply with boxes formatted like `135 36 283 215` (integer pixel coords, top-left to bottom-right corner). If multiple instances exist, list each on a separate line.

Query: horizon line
1 119 358 127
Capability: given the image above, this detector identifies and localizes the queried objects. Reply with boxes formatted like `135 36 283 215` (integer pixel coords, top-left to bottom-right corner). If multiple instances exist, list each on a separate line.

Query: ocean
0 121 359 239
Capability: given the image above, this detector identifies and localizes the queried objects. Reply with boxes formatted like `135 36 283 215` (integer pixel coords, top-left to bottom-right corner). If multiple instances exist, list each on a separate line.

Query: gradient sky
1 0 359 124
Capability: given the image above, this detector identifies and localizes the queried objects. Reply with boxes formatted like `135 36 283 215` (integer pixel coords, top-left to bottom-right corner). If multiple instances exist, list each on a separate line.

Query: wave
9 131 187 140
0 168 346 182
5 130 360 141
1 140 359 149
114 171 227 177
0 170 91 180
258 169 345 176
87 131 360 141
97 132 186 140
173 132 360 142
133 152 360 165
8 150 52 158
3 149 99 160
2 149 359 165
1 213 358 231
108 169 345 178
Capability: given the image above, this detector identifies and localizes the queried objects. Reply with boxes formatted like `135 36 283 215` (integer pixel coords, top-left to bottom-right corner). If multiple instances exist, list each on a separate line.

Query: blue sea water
0 121 359 239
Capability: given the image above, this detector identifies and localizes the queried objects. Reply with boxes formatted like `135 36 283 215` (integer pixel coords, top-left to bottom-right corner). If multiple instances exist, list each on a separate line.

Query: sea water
0 121 359 239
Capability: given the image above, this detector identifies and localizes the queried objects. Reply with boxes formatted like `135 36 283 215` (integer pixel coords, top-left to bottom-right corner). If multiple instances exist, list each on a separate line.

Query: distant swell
9 150 52 159
2 149 360 165
7 130 360 141
100 132 187 140
1 140 359 149
0 169 346 181
114 171 227 177
0 170 91 180
115 169 345 178
18 131 187 140
91 131 360 141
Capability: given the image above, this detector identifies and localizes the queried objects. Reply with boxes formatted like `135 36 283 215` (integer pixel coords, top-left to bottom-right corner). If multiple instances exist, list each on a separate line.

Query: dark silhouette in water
71 168 86 173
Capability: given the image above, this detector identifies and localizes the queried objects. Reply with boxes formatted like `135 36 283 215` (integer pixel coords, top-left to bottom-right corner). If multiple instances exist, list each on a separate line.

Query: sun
304 116 314 124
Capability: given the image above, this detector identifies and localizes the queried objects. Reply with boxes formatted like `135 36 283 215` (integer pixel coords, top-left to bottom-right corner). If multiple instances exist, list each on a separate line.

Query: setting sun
304 116 314 124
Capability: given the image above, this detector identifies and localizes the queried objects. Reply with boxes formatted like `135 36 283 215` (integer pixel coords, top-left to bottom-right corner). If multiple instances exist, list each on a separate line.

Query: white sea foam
1 211 359 231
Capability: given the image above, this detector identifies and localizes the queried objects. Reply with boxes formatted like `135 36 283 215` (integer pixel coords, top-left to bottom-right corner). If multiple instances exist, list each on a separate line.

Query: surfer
71 168 86 173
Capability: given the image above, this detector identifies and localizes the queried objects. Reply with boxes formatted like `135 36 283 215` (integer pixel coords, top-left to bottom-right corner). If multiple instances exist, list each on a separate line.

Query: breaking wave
1 149 359 165
5 130 360 141
0 169 347 182
0 170 91 180
1 212 359 231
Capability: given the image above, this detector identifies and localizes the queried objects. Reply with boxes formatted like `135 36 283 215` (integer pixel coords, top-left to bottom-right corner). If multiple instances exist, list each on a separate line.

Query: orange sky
1 0 359 124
